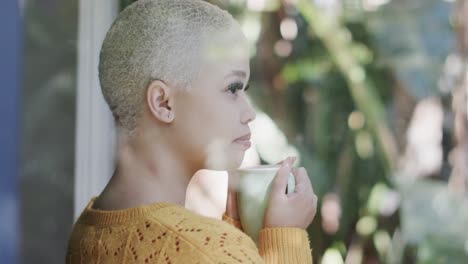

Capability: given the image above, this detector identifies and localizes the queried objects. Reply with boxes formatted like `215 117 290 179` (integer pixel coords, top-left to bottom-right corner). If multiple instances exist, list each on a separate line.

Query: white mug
236 164 295 244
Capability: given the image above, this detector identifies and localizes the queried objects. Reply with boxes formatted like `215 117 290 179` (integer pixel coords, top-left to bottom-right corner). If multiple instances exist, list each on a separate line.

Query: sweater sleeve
258 227 313 264
209 227 313 264
222 214 313 263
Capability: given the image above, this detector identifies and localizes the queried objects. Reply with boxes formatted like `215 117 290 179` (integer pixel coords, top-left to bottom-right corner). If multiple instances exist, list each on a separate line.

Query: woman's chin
203 153 243 171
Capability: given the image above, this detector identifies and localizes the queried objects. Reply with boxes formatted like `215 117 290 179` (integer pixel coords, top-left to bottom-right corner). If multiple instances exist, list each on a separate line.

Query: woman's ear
146 80 175 123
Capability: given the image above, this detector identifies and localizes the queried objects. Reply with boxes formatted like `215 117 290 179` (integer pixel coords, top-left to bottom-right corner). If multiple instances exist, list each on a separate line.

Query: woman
66 0 318 263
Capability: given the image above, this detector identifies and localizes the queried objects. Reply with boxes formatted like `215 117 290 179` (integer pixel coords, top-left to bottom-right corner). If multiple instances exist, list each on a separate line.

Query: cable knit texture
66 197 313 263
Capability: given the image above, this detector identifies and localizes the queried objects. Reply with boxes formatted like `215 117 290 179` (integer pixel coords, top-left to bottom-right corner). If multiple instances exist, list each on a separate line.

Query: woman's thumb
271 157 295 194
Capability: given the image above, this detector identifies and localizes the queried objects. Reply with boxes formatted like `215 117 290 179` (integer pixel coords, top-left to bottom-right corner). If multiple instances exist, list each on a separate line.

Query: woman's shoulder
148 204 250 243
146 206 263 262
67 202 263 263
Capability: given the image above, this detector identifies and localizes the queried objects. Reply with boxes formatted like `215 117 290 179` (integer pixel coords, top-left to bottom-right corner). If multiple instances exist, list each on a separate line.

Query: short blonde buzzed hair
99 0 235 133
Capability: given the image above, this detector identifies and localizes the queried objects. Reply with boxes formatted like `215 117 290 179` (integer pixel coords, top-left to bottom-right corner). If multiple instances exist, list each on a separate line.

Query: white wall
74 0 119 219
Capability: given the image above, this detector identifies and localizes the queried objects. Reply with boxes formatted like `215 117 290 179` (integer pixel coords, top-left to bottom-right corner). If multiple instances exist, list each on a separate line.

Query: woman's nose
240 99 256 124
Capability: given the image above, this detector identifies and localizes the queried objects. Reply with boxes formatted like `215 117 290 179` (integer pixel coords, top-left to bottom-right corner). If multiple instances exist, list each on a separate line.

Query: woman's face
171 25 256 171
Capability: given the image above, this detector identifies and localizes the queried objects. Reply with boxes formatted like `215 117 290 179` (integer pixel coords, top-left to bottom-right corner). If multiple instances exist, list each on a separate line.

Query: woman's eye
227 82 244 95
227 86 237 94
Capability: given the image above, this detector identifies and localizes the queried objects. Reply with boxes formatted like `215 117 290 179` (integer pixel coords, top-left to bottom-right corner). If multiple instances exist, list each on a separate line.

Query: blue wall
0 0 21 263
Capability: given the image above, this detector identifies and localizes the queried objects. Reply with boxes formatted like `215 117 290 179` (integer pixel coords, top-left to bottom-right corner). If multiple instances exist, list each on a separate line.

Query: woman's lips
234 139 252 149
233 132 252 149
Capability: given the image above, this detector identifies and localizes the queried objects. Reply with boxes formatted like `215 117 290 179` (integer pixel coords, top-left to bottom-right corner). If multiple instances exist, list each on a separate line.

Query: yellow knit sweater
66 197 313 263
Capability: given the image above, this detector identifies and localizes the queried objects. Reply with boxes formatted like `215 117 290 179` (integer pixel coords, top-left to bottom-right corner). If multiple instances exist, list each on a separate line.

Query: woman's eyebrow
224 70 247 79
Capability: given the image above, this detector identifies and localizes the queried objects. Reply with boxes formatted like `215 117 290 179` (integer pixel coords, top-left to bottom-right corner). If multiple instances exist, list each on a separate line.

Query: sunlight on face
168 22 254 172
174 24 254 171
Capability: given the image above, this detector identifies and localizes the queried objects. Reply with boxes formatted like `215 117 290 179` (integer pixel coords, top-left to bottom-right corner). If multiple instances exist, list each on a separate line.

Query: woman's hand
263 156 318 229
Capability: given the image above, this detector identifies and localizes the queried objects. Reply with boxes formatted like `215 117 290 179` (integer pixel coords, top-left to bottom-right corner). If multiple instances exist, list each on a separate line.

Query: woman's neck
94 135 198 210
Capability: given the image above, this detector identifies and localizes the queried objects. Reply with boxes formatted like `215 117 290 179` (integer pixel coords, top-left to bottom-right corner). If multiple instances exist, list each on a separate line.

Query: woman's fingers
275 156 296 166
271 157 295 194
264 164 318 229
291 167 315 195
